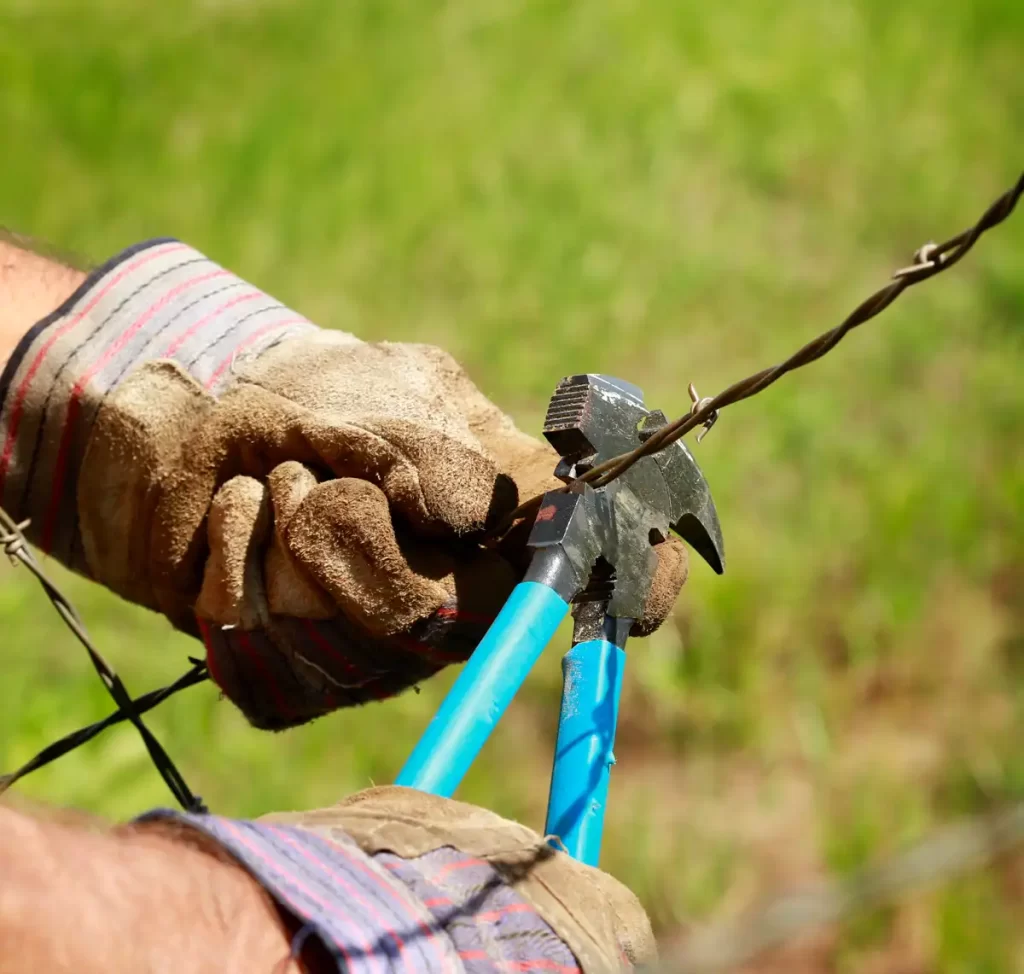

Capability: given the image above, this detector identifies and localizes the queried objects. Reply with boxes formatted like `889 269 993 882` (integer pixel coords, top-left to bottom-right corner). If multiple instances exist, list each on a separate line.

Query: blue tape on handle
543 639 625 867
396 581 570 796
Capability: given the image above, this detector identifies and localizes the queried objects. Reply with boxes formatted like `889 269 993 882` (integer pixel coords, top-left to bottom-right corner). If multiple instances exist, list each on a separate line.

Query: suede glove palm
0 240 688 728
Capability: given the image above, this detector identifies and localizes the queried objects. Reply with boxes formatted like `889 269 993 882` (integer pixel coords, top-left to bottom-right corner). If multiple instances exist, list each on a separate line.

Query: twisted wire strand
488 172 1024 538
0 507 207 812
0 658 207 796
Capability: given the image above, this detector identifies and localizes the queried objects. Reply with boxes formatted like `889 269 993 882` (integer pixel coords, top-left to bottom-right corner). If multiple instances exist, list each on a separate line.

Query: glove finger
196 463 521 728
475 425 562 503
193 462 342 629
630 535 690 637
158 383 516 592
195 474 271 629
264 461 335 619
285 476 517 637
347 418 518 537
284 476 449 635
264 459 514 622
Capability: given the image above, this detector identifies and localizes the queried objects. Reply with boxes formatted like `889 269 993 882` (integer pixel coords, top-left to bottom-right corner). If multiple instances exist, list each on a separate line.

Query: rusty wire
487 171 1024 540
0 506 207 812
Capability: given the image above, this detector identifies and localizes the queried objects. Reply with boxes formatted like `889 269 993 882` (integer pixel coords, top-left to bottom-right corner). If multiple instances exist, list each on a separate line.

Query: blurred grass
1 0 1023 969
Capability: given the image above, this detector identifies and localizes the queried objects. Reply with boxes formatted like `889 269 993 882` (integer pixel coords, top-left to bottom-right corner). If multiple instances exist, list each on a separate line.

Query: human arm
0 802 315 974
0 788 653 974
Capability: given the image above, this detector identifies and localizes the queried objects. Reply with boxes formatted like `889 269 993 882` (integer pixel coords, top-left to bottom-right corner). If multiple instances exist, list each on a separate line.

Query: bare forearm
0 804 303 974
0 235 86 369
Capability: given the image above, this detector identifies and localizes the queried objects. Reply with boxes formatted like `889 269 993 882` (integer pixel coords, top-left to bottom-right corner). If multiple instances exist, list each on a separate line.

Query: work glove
139 785 657 972
0 240 689 729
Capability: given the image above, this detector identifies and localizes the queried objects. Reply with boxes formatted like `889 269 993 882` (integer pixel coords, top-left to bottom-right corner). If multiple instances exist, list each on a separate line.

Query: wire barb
486 171 1024 539
892 241 943 279
1 516 31 561
688 382 719 443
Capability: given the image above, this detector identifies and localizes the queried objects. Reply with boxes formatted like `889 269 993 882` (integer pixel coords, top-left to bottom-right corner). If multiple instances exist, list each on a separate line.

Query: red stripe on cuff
270 827 418 974
428 856 490 881
311 831 458 974
421 896 454 908
159 288 262 358
506 961 582 973
457 954 580 974
215 820 361 970
473 903 535 922
0 241 186 494
39 267 228 551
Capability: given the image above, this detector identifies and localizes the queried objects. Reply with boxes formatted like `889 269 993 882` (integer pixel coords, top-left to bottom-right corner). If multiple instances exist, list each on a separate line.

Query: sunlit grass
1 0 1022 967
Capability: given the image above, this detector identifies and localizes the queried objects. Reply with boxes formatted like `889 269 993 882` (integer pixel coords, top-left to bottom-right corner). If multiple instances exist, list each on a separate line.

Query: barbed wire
658 800 1024 972
0 507 207 812
487 170 1024 540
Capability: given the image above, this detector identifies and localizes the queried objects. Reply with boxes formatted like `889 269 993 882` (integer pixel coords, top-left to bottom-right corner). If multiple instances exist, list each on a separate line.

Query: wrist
125 818 333 973
0 238 86 370
0 806 306 974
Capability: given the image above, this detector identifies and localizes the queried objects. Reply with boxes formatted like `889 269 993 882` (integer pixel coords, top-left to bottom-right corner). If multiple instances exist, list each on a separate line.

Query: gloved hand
142 785 658 972
0 240 689 729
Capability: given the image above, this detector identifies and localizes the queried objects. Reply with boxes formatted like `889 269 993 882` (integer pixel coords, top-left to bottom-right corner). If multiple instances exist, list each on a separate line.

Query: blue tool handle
544 638 626 867
396 581 570 795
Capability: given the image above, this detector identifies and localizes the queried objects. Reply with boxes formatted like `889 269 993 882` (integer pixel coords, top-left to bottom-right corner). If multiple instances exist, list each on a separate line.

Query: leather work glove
0 240 689 729
138 785 658 972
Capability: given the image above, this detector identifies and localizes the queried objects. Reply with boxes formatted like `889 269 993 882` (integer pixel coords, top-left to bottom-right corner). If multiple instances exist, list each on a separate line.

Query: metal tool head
529 373 725 620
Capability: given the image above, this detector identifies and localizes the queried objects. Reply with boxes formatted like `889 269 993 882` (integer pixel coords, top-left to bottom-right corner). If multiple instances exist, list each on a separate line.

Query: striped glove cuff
0 238 316 569
138 810 585 974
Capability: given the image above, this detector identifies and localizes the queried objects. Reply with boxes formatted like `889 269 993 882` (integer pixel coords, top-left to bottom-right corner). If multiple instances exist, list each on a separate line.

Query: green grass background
1 0 1023 969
